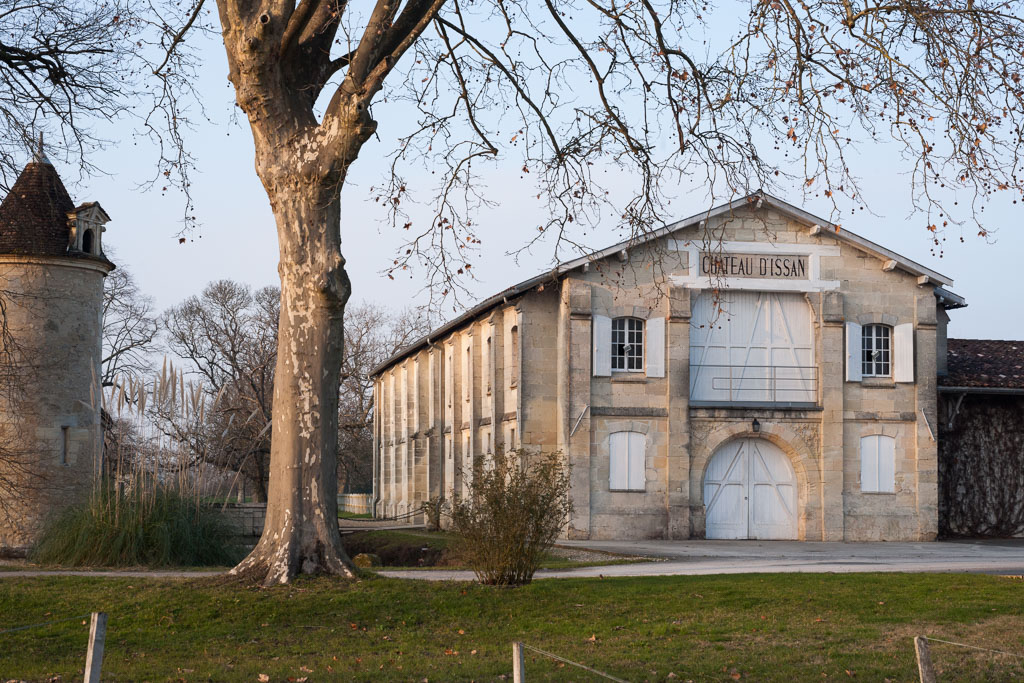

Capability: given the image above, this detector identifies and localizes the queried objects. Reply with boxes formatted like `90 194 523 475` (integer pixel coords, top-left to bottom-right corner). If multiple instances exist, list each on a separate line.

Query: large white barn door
704 439 798 540
690 292 814 403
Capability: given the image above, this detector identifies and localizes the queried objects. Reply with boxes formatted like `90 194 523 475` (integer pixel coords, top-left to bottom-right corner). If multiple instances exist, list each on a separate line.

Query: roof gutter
938 385 1024 396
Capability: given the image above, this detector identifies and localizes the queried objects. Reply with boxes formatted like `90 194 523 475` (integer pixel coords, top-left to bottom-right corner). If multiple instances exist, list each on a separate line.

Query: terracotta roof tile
941 339 1024 389
0 160 74 257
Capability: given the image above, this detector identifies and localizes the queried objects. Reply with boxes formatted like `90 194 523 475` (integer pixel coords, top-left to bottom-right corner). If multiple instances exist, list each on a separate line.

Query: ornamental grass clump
32 360 244 568
31 484 240 567
447 448 571 585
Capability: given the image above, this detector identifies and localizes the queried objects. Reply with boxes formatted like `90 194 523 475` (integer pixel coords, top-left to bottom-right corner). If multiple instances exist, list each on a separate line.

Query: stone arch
689 421 823 540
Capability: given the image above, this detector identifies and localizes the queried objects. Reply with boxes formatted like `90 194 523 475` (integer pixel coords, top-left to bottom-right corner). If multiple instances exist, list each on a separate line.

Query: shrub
31 485 241 567
447 448 571 585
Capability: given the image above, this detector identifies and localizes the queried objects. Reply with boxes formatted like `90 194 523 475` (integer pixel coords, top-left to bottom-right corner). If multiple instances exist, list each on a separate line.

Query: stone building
370 193 966 541
0 151 114 552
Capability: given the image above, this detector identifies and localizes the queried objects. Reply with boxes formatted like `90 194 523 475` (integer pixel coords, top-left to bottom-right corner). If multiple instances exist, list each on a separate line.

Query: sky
52 23 1024 342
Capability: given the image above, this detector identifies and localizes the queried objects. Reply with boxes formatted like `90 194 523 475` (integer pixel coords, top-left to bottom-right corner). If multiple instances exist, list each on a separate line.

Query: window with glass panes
611 317 644 371
861 324 891 377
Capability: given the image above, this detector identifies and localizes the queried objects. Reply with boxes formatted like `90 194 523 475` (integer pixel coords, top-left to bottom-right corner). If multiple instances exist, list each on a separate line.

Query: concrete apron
377 539 1024 582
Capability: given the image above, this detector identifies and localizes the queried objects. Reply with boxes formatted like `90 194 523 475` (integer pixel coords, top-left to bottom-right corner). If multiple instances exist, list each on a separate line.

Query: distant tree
102 264 159 387
338 304 431 494
162 280 278 501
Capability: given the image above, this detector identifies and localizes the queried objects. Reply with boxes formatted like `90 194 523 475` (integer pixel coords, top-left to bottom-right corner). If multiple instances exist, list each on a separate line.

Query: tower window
82 228 95 254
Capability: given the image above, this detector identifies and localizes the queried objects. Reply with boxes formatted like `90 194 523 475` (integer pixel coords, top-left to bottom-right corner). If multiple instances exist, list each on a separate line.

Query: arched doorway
704 438 798 539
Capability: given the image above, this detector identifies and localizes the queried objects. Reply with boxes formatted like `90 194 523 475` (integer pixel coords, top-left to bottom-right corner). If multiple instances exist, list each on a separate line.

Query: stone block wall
0 258 109 551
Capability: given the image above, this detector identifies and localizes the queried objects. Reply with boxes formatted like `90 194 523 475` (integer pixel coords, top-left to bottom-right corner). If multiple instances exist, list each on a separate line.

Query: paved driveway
377 538 1024 581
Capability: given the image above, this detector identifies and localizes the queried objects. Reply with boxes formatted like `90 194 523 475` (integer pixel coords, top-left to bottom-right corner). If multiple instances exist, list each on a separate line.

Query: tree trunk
231 181 355 584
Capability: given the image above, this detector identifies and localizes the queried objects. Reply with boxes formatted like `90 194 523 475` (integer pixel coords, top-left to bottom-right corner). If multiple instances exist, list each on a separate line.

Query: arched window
861 324 892 377
609 431 645 491
611 317 644 371
860 434 896 492
81 228 95 254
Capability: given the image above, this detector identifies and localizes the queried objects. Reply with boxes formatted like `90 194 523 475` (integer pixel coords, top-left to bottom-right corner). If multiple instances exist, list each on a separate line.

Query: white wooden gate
690 291 815 403
703 438 798 540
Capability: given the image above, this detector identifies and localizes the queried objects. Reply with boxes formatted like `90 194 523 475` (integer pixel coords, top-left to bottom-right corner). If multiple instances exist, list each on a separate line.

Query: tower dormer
67 202 111 256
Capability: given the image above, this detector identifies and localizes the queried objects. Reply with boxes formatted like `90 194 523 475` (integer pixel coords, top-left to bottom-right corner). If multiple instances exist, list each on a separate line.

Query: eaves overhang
371 191 962 377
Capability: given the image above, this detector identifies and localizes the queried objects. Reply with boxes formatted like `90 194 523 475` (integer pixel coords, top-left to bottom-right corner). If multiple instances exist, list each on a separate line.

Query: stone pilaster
563 279 593 539
666 284 692 538
915 291 939 540
822 290 845 540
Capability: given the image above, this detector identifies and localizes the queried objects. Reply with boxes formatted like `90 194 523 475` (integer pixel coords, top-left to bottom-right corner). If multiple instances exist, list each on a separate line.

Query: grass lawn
338 511 374 520
2 573 1024 681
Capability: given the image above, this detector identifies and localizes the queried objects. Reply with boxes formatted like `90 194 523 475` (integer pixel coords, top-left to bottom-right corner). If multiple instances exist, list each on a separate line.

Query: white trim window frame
860 434 896 493
611 317 644 372
861 324 892 378
609 431 646 491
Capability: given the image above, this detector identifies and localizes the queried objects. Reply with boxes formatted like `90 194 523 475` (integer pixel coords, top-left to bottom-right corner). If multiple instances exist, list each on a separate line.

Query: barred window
611 317 644 371
862 324 891 377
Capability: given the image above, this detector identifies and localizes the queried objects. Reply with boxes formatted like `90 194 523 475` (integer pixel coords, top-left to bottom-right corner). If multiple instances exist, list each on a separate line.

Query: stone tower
0 149 114 553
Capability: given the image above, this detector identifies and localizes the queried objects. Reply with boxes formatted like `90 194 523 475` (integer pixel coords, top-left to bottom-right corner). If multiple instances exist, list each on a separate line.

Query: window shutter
878 436 896 492
845 322 863 382
860 435 878 492
609 432 627 488
893 323 914 383
628 432 646 490
645 316 665 378
593 314 612 376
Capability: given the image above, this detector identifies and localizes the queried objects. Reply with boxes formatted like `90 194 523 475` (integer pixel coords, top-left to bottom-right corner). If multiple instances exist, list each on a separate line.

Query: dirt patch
342 531 456 567
548 544 653 564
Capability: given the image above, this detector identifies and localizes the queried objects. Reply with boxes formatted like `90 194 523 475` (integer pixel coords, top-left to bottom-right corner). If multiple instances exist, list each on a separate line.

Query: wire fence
516 642 629 683
926 636 1024 660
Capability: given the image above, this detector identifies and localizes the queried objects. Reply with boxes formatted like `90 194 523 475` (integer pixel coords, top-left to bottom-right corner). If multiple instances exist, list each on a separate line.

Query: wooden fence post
512 641 525 683
84 612 107 683
915 636 938 683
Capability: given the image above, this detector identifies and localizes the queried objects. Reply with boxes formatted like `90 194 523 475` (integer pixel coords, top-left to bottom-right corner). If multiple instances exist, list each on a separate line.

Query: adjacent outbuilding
371 192 970 541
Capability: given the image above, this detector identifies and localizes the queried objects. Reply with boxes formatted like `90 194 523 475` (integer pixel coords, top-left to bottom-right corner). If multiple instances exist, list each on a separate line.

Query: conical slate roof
0 155 75 257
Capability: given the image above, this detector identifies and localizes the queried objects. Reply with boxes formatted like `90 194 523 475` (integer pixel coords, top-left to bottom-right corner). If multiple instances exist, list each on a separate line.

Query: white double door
703 438 798 540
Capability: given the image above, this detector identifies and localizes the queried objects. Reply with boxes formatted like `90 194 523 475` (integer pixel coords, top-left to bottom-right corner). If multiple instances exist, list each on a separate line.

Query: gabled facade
371 193 964 541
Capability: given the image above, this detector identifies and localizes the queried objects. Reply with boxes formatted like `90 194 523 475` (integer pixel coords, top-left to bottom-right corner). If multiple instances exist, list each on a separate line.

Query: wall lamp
752 418 760 433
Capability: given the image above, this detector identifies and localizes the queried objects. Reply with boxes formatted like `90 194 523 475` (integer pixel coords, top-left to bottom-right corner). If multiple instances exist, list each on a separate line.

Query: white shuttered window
893 323 915 383
860 434 896 493
611 317 644 371
645 317 666 378
609 431 646 491
593 314 612 376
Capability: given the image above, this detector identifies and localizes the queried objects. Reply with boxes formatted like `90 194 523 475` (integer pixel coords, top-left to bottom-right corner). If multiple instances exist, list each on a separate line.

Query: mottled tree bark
216 0 384 583
232 182 358 583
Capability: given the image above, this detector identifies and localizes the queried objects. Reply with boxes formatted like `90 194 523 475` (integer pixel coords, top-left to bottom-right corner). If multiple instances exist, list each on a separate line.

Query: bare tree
102 264 159 386
3 0 1023 583
338 304 431 494
202 0 1024 584
0 0 135 186
162 280 278 501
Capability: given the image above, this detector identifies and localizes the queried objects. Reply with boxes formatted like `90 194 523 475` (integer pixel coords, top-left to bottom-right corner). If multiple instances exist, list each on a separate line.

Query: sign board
699 252 809 279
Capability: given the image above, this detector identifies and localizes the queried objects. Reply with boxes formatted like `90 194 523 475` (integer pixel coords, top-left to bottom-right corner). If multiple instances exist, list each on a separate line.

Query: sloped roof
941 339 1024 390
371 191 965 376
0 157 75 257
